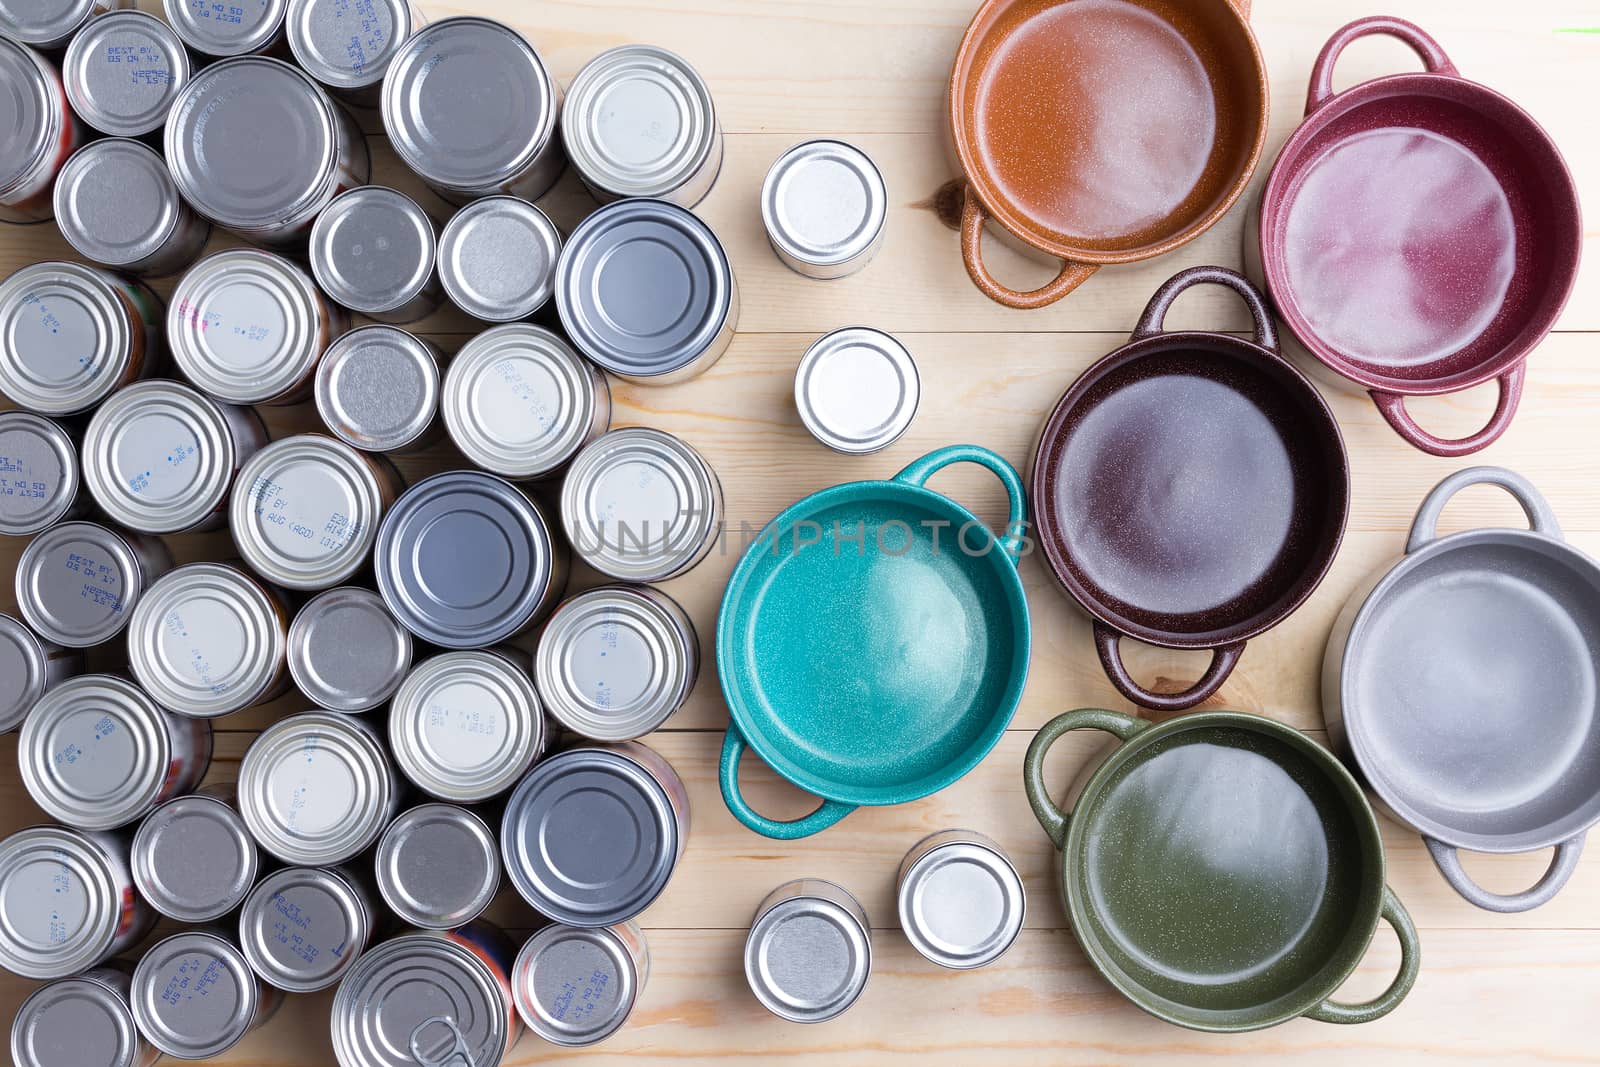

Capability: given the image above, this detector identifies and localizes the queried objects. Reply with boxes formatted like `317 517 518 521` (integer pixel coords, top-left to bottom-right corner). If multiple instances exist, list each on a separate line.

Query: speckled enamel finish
1025 708 1421 1032
718 445 1030 839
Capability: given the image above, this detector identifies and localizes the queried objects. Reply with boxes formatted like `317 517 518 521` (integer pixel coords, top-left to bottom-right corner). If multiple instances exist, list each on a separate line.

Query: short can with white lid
62 11 190 138
443 324 610 480
438 196 562 323
744 879 872 1024
130 930 284 1060
310 186 443 325
16 521 172 648
54 138 210 278
0 411 82 537
288 585 413 714
162 0 286 59
315 326 442 455
0 612 83 734
375 803 500 930
0 39 84 225
795 326 920 455
0 0 131 51
239 864 377 992
132 786 260 923
287 0 419 105
762 139 888 280
10 964 158 1067
895 829 1025 970
512 920 649 1047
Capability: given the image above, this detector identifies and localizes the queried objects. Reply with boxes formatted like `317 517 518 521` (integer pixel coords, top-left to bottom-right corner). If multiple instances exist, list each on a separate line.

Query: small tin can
62 11 191 138
163 0 286 59
16 521 172 648
795 327 920 455
10 964 159 1067
83 380 268 535
438 196 562 323
0 261 162 416
239 865 376 992
0 0 132 51
512 920 649 1047
536 584 698 741
54 139 210 278
230 434 399 591
501 741 689 927
761 139 888 280
238 710 400 866
287 585 412 714
557 199 738 384
19 674 212 831
132 786 260 924
310 186 442 324
443 324 610 480
169 248 349 406
0 411 82 537
896 829 1025 970
376 470 568 649
0 825 154 980
0 39 83 224
315 326 442 454
562 427 723 583
127 562 291 718
382 16 564 205
745 879 872 1024
0 612 83 734
130 930 284 1060
165 56 370 245
563 45 721 207
375 803 500 930
287 0 418 105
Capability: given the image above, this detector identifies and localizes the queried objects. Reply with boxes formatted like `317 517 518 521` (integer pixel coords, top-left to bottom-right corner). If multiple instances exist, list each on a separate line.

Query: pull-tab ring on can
410 1016 476 1067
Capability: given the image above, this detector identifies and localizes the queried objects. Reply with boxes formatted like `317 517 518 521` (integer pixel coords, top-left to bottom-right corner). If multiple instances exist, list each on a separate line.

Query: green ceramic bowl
1024 708 1420 1032
718 445 1031 839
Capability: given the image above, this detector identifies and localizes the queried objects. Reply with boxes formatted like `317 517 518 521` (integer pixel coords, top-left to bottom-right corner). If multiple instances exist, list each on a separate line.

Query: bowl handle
1131 265 1277 354
894 444 1028 559
1406 463 1562 554
1095 623 1245 712
960 185 1097 309
719 727 858 840
1371 364 1525 458
1307 17 1461 115
1304 886 1421 1024
1426 834 1586 912
1023 709 1149 850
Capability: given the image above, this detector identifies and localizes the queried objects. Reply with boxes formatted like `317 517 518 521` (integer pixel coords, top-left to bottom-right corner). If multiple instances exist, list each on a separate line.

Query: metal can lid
561 427 719 582
0 261 133 417
794 327 919 455
315 326 440 453
512 922 642 1046
55 138 186 271
132 793 259 923
11 970 144 1067
128 562 285 718
897 832 1025 970
131 931 260 1059
310 187 437 318
230 435 385 590
0 826 124 980
63 12 191 137
163 0 287 57
288 586 412 714
746 881 872 1023
238 711 395 865
376 471 558 649
382 17 559 193
762 140 887 270
557 199 733 379
0 0 97 48
288 0 413 91
0 613 50 733
563 45 718 201
16 521 147 647
375 803 500 930
0 38 56 198
0 411 79 537
443 324 604 479
240 866 372 992
438 196 561 322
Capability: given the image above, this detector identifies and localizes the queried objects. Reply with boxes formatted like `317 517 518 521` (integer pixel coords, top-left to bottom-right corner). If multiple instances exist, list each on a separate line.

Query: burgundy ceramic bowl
1031 266 1349 711
1255 16 1581 457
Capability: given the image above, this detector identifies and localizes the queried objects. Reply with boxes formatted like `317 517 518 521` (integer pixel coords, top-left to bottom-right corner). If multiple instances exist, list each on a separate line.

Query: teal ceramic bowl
718 445 1031 839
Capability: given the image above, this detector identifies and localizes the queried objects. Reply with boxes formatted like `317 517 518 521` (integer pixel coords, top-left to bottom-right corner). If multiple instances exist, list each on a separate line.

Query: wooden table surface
3 0 1599 1063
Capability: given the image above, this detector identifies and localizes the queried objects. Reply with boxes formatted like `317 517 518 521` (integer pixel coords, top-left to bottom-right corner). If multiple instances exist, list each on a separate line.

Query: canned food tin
62 12 190 138
315 326 442 454
375 803 500 930
0 612 82 733
564 46 721 207
239 865 376 992
443 324 610 480
795 326 920 455
231 434 398 591
0 39 82 224
238 710 400 865
382 17 564 205
0 825 154 981
896 829 1024 970
132 788 259 923
10 964 158 1067
83 380 267 535
745 879 872 1023
536 584 698 741
0 411 82 537
0 0 130 51
376 471 568 648
54 139 210 278
166 56 369 244
557 199 738 384
130 930 283 1060
0 261 162 415
16 521 172 648
287 0 418 104
127 562 290 718
163 0 286 59
310 186 442 324
438 196 562 323
761 139 888 280
501 741 688 927
288 585 412 713
170 248 348 406
512 920 648 1047
561 427 723 582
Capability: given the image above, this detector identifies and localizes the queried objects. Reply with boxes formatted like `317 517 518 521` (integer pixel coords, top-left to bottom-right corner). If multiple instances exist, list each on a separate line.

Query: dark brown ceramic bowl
1031 267 1349 711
